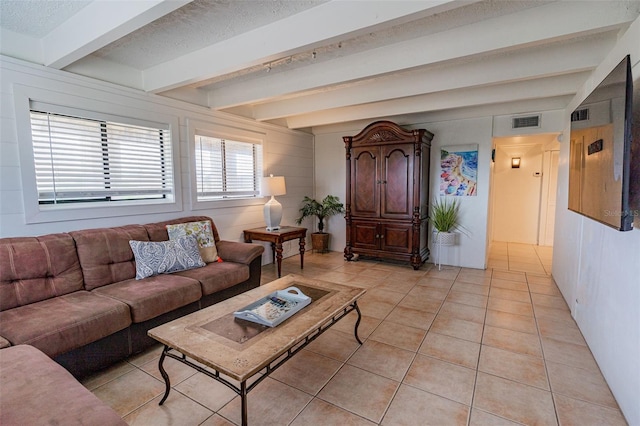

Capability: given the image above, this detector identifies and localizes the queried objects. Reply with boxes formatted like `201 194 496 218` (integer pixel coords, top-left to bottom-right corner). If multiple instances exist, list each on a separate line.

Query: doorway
490 134 560 246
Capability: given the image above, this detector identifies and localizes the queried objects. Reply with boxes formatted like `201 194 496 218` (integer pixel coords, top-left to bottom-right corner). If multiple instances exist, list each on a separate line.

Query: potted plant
430 197 464 246
295 195 344 253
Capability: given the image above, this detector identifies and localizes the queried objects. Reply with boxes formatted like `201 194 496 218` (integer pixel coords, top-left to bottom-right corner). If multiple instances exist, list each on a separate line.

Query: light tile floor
83 248 628 425
488 241 553 275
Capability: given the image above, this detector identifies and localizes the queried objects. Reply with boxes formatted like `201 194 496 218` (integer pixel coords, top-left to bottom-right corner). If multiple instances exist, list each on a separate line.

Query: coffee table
148 274 365 426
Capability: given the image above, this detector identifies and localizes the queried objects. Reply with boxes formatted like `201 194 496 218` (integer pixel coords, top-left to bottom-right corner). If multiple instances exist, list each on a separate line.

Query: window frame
15 85 182 224
187 118 265 210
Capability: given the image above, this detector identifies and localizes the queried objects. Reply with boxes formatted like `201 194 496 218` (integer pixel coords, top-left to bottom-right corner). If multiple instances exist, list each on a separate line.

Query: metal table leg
240 381 248 426
353 301 363 344
158 345 171 405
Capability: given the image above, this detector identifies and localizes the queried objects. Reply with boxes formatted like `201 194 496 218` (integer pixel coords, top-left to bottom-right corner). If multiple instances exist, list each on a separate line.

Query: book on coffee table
233 286 311 327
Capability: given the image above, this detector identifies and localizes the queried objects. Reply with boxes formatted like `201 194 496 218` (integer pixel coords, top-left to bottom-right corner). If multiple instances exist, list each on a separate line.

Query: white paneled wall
553 17 640 426
0 56 313 265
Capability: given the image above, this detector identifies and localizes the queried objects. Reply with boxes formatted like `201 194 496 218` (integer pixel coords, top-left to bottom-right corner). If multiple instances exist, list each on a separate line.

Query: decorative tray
233 286 311 327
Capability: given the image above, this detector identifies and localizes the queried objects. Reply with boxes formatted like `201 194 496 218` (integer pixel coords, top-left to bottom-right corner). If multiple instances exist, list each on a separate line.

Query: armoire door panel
352 148 379 217
381 145 413 219
352 221 379 250
381 224 412 253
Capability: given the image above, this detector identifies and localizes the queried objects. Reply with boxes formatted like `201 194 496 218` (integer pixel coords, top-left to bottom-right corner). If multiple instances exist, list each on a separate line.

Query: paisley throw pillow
129 235 205 280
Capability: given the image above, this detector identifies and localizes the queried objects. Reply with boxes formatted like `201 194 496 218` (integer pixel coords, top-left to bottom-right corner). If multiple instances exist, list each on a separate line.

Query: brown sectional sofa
0 216 264 377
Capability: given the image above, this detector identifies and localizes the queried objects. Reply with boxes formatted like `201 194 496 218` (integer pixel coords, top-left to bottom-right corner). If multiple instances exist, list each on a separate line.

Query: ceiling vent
512 115 541 129
571 108 590 122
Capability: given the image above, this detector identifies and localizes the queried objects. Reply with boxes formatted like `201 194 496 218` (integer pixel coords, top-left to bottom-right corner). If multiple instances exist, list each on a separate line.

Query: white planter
434 231 456 246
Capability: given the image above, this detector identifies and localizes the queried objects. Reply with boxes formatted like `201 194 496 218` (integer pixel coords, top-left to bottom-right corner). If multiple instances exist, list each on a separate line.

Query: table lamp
261 174 286 231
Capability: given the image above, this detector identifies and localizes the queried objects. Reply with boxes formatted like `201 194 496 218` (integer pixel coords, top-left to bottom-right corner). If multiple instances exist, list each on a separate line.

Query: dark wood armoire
343 121 433 270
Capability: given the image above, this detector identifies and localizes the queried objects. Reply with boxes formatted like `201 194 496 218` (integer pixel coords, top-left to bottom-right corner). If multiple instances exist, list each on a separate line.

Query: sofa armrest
216 240 264 265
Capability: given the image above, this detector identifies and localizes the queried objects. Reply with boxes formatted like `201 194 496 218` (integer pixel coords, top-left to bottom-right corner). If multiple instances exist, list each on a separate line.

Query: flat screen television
569 55 639 231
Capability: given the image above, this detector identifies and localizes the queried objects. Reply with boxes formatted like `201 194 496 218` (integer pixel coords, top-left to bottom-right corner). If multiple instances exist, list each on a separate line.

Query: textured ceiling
1 0 639 130
193 0 547 90
0 0 91 37
92 0 326 69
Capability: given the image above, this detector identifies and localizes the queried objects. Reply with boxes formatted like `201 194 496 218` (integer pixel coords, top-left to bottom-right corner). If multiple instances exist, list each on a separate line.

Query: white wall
0 56 313 261
553 17 640 425
421 117 493 269
492 142 544 244
491 134 560 246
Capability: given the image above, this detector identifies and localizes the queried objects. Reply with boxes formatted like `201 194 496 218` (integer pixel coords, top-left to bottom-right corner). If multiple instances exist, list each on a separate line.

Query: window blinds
195 135 261 200
30 110 173 204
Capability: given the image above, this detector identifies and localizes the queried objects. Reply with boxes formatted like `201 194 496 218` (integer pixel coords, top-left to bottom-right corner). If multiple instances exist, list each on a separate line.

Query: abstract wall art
440 145 478 196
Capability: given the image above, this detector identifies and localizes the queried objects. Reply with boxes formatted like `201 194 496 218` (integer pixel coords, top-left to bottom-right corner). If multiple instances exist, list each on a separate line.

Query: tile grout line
381 265 476 425
367 263 438 425
467 266 497 426
527 270 561 426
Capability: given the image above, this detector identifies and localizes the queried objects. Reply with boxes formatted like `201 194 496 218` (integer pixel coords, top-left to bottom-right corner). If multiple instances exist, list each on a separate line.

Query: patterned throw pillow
129 236 205 280
166 221 219 263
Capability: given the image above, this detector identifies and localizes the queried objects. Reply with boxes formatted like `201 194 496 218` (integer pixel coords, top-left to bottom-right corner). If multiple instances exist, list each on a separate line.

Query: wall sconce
511 157 521 168
261 174 286 231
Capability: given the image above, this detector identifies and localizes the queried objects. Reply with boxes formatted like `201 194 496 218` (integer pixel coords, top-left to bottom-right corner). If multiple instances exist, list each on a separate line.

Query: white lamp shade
261 175 286 196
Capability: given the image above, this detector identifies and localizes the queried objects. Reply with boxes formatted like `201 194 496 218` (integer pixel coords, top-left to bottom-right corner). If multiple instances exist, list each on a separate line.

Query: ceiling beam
250 35 613 121
142 0 478 93
209 1 636 110
310 96 572 134
43 0 192 69
0 28 41 64
285 72 590 129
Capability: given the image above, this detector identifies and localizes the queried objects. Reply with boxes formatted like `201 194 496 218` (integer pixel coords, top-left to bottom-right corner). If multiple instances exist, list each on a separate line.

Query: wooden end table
243 226 307 278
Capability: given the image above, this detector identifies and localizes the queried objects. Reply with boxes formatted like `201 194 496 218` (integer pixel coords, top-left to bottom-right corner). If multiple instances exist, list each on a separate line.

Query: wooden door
352 221 379 250
380 222 412 253
351 147 380 217
381 144 413 219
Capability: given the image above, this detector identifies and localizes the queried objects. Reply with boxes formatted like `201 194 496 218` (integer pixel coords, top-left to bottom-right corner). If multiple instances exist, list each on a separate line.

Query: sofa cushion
166 220 219 262
145 215 221 242
93 274 202 323
0 291 131 358
71 225 148 290
129 236 205 279
175 261 250 296
0 345 127 426
0 234 84 311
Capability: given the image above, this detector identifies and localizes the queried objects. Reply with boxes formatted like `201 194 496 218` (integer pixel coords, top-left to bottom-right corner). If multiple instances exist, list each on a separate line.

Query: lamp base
263 196 283 232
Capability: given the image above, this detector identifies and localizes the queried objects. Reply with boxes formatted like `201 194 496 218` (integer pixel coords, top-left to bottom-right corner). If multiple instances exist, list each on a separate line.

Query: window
30 110 173 205
194 134 263 201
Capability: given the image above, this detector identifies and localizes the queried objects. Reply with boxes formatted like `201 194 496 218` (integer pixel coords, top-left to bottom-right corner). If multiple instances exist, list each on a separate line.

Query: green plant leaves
295 195 344 232
430 198 461 233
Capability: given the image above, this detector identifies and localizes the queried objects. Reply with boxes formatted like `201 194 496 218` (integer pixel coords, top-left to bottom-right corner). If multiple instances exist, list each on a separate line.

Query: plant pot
433 231 456 246
311 232 330 253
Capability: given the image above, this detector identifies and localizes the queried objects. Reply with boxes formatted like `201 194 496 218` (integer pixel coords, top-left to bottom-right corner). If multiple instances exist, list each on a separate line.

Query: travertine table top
148 274 365 382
